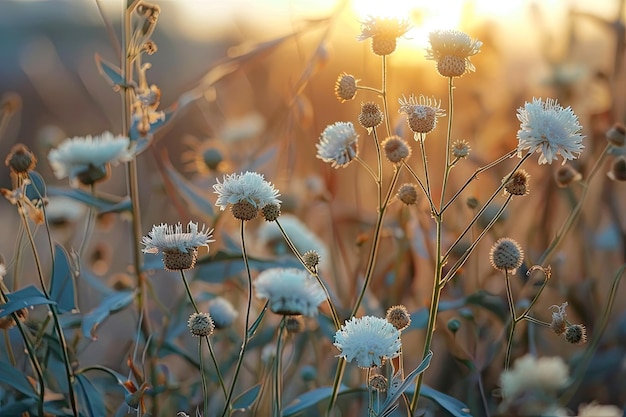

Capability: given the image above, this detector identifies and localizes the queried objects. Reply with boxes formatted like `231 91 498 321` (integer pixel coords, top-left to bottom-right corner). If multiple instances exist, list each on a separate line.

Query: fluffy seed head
5 144 37 175
398 94 445 135
565 324 587 344
358 102 384 129
335 73 358 102
261 203 281 222
607 156 626 182
397 183 418 205
452 140 471 159
187 312 214 337
357 17 411 56
489 237 524 273
254 268 326 317
606 123 626 147
426 30 482 78
142 222 213 270
316 122 359 168
503 170 530 196
214 171 281 211
382 135 411 164
334 316 402 368
385 305 411 331
302 250 321 272
208 297 238 329
555 165 582 187
516 98 585 165
500 354 569 400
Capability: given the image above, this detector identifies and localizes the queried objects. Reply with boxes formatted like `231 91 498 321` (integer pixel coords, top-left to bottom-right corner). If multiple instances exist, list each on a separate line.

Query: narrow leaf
74 374 106 417
232 383 262 411
0 360 37 397
49 244 77 314
378 351 433 416
283 385 351 416
47 187 131 213
162 154 214 217
0 286 54 318
95 53 124 89
81 291 135 339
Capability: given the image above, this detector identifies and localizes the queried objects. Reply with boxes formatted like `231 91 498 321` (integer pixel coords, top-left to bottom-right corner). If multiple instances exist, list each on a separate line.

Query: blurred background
1 0 625 415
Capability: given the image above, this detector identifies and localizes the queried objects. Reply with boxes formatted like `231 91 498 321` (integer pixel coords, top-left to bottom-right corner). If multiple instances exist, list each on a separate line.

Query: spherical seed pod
231 200 259 221
489 238 524 272
187 312 215 337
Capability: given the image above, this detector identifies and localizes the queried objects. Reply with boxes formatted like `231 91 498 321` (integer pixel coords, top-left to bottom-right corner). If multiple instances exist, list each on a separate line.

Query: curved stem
355 155 379 182
221 220 254 417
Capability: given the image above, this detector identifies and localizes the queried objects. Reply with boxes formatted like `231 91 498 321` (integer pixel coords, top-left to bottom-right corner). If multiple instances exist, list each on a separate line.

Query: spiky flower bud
397 183 418 205
5 144 37 176
187 312 215 337
334 73 358 102
358 102 384 129
262 203 281 222
382 136 411 164
385 305 411 331
489 237 524 273
564 324 587 344
555 165 582 188
232 200 259 221
503 170 530 196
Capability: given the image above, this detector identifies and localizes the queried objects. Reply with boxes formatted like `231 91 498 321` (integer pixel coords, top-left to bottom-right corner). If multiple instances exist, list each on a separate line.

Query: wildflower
253 268 326 317
335 73 358 102
451 140 470 159
142 222 214 271
358 101 384 130
426 30 482 77
564 324 587 344
357 16 411 56
500 354 569 400
398 94 445 136
261 203 281 222
382 135 411 164
0 266 28 330
5 144 37 177
302 250 321 272
316 122 359 168
208 297 238 329
48 132 133 187
397 183 418 205
555 165 582 187
285 315 305 333
606 123 626 147
44 196 86 227
369 374 388 392
503 170 530 196
334 316 401 368
489 237 524 273
516 98 585 165
549 302 568 335
187 312 214 337
385 305 411 332
213 171 281 221
607 156 626 181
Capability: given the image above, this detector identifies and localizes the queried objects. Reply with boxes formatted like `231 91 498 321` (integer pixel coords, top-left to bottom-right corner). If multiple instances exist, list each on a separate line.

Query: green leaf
74 374 106 417
47 187 131 213
49 244 77 314
81 291 135 339
232 383 262 412
0 360 38 397
0 286 54 318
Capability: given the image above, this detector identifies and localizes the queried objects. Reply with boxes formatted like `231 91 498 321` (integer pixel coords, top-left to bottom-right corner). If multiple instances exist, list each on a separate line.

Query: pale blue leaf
283 385 351 416
232 383 262 412
50 244 77 314
162 157 214 218
378 351 433 416
47 187 131 213
0 360 37 397
26 171 47 202
0 286 54 317
81 291 135 339
95 54 124 88
75 374 106 417
418 385 472 417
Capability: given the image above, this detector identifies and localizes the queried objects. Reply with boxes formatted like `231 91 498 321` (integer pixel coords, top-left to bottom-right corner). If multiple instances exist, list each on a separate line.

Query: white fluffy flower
578 402 622 417
500 354 569 400
425 30 482 76
142 221 214 254
316 122 359 168
334 316 401 368
208 296 238 329
48 132 133 184
253 268 326 317
517 98 585 165
213 171 281 210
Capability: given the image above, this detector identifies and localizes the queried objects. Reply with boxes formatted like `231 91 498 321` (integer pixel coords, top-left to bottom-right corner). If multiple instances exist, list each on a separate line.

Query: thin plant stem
221 220 254 417
180 270 227 400
418 134 432 201
357 85 383 95
355 155 378 182
273 317 287 417
441 149 517 214
78 184 97 259
523 316 550 327
439 77 455 209
504 269 517 370
381 56 392 138
17 205 78 417
517 266 552 322
366 368 373 417
274 220 341 329
326 359 346 417
372 128 383 208
199 338 209 417
537 144 611 265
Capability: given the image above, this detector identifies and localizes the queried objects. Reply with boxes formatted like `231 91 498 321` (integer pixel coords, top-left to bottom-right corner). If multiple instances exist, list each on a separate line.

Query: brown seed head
334 73 358 102
358 102 384 129
231 200 259 221
397 183 418 205
382 135 411 164
5 144 37 175
608 156 626 182
555 165 582 188
565 324 587 344
386 304 411 331
262 203 281 222
489 237 524 272
606 123 626 147
163 248 198 271
503 170 530 196
436 56 467 77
